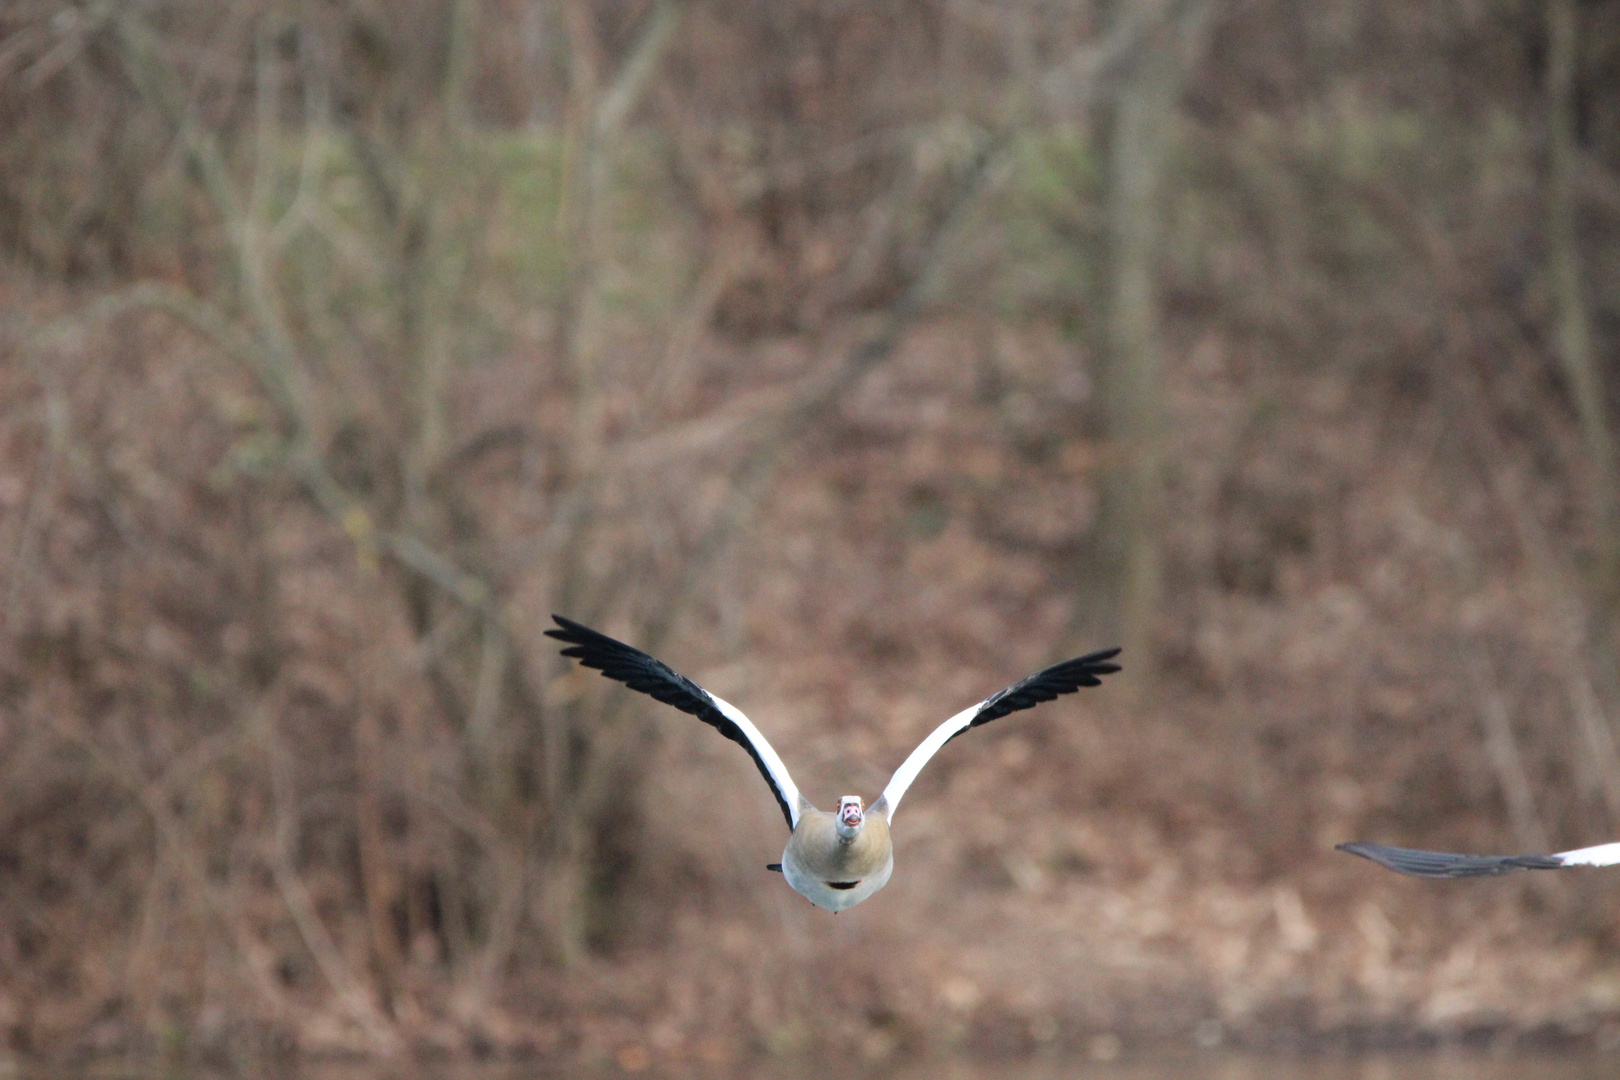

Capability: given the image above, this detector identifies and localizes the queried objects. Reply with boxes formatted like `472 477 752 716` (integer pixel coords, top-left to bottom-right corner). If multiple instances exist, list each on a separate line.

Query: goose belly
782 848 894 911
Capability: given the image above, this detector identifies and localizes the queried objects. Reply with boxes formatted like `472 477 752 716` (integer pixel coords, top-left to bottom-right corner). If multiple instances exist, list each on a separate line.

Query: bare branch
41 715 301 1026
264 703 401 1052
594 0 684 145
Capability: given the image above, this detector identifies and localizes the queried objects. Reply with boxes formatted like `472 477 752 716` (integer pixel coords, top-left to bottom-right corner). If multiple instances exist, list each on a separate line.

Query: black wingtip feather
548 614 796 831
968 646 1123 730
1337 841 1563 878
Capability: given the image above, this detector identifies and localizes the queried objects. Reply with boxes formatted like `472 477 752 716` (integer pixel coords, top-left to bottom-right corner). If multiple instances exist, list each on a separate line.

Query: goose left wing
1336 840 1618 878
546 616 802 829
877 646 1122 822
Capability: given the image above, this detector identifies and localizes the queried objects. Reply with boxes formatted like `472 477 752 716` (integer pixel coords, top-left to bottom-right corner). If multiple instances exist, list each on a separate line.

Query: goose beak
839 796 864 828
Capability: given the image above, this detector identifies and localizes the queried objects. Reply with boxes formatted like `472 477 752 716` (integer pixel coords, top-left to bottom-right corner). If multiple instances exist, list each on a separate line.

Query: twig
1545 0 1614 586
593 0 683 145
263 702 400 1052
1463 645 1550 853
405 784 526 1011
1040 0 1208 116
1371 187 1620 828
45 280 495 618
42 714 300 1025
3 359 67 634
443 0 482 133
466 611 510 773
111 9 498 620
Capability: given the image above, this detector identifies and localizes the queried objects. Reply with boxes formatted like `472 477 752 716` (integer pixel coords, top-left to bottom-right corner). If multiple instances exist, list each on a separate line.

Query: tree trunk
1074 0 1207 669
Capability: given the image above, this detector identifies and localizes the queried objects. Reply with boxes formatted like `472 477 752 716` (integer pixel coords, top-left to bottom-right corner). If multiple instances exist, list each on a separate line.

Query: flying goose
1337 840 1620 878
545 615 1121 911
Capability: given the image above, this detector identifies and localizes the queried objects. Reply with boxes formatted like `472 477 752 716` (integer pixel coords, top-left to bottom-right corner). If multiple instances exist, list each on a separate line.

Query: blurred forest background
3 0 1620 1073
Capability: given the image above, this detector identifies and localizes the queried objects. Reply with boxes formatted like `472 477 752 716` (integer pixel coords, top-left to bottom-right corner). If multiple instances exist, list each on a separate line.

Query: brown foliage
1 0 1620 1071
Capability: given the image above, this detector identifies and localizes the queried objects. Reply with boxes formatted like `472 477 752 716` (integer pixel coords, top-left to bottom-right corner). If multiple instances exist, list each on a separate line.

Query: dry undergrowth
2 0 1620 1074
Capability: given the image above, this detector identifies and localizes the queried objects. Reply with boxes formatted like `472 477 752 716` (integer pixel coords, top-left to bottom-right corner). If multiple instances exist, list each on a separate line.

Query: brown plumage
787 806 891 881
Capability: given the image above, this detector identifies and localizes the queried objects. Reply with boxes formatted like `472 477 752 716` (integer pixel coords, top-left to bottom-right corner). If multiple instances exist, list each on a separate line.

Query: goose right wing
877 647 1122 822
547 616 802 829
1335 840 1620 878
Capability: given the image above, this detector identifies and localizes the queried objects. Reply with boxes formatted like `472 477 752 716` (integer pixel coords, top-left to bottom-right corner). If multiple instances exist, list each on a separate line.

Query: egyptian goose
546 615 1121 911
1337 840 1620 878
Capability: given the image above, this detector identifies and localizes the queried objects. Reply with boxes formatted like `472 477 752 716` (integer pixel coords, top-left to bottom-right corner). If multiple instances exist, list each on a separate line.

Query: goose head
836 795 865 841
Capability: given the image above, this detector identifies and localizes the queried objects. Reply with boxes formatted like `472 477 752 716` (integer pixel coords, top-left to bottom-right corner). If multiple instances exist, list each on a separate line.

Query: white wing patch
708 691 803 829
875 647 1122 823
877 701 982 823
1554 841 1620 867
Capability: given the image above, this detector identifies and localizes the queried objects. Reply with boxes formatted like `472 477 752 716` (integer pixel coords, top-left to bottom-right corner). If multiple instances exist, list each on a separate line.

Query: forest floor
5 177 1620 1077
